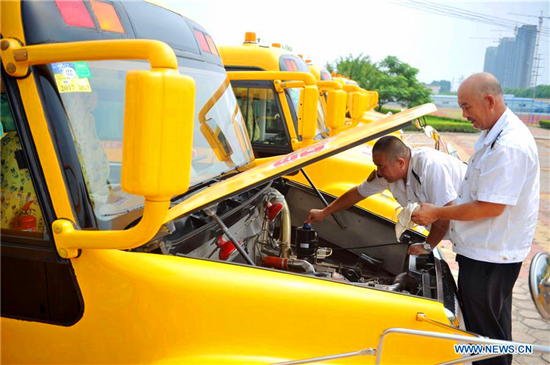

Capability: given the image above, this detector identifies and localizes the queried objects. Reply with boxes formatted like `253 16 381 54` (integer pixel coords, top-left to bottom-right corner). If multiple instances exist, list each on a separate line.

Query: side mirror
54 68 195 258
122 69 195 199
529 252 550 321
1 38 195 258
298 85 319 146
325 89 347 134
350 92 368 120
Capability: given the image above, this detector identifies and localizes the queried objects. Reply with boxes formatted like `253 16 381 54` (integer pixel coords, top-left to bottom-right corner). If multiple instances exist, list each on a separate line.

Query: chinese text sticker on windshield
52 62 92 94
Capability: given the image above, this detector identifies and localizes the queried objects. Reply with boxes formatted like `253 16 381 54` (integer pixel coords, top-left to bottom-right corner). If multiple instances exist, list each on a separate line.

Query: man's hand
307 209 326 223
407 243 431 256
411 203 440 226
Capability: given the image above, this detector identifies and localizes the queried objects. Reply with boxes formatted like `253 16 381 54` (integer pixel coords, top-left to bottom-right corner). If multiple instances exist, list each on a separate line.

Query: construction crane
508 11 550 88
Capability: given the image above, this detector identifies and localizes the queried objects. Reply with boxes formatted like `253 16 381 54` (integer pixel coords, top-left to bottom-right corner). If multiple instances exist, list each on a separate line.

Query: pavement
402 125 550 364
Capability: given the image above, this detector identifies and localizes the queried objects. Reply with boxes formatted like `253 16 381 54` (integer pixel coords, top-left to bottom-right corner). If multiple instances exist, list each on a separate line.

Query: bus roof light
90 0 124 33
244 32 257 43
272 43 281 48
205 34 219 56
54 0 95 28
194 29 211 53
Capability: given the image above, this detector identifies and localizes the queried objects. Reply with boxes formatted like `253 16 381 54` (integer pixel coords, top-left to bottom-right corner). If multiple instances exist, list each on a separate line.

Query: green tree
374 56 432 110
430 80 451 93
503 85 550 98
328 54 432 110
326 54 380 90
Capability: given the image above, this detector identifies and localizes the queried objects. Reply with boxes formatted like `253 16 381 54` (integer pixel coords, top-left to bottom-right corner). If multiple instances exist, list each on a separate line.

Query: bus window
234 86 289 147
1 93 46 236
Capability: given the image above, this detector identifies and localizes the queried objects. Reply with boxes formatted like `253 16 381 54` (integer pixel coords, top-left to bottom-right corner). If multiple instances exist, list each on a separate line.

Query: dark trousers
456 254 522 365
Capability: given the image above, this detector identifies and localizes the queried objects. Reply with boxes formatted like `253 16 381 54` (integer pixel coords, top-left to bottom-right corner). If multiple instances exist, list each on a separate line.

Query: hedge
379 107 477 132
380 107 467 124
403 120 476 133
540 120 550 129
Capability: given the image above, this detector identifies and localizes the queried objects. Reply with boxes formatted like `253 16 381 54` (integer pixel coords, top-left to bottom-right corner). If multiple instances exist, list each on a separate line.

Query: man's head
372 136 410 183
457 72 506 131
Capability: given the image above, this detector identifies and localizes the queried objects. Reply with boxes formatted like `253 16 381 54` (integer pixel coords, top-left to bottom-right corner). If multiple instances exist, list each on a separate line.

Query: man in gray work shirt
307 135 466 255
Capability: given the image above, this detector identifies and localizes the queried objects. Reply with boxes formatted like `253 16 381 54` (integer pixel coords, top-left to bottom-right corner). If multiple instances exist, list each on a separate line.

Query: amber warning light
55 0 125 34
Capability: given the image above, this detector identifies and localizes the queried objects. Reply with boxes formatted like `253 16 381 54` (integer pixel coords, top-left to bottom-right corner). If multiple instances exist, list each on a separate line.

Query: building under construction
483 25 537 89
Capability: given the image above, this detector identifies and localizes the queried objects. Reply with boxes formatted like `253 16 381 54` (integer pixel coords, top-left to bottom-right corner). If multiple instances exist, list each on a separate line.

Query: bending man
307 135 466 255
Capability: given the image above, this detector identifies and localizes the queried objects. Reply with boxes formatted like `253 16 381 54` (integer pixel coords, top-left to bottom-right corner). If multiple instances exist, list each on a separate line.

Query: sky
159 0 550 89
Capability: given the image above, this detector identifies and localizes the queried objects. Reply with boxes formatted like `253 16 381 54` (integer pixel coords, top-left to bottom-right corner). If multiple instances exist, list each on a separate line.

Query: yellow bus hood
164 103 436 223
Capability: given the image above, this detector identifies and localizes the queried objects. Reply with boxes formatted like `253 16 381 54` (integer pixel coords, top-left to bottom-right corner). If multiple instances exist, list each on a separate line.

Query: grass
540 120 550 129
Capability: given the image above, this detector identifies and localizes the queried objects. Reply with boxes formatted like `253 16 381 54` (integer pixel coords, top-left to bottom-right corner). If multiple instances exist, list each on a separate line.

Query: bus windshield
40 60 252 224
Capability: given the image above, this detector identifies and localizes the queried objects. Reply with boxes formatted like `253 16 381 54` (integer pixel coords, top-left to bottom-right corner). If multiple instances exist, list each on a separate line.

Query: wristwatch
422 243 432 253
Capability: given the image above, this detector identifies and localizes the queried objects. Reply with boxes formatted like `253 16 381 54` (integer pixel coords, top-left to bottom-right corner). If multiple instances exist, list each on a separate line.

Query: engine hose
280 198 291 258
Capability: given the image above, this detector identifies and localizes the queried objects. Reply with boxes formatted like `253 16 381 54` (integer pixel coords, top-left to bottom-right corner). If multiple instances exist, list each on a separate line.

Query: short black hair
372 136 409 161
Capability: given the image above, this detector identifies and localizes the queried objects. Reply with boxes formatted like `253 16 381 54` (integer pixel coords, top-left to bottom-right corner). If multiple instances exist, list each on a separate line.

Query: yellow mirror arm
1 38 178 77
54 200 169 258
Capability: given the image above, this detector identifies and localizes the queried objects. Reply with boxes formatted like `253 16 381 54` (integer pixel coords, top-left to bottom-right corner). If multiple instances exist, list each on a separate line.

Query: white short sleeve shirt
357 147 467 208
450 108 540 264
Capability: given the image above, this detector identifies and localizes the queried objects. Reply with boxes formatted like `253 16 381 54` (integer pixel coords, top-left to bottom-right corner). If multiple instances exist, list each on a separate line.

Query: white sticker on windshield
52 62 92 94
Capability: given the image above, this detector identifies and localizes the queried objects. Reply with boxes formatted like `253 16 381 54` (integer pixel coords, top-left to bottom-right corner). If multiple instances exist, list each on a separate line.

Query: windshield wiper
170 163 251 203
171 177 221 203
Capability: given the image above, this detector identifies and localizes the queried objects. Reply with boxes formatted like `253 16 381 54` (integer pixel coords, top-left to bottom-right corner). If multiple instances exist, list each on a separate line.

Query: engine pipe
204 205 255 266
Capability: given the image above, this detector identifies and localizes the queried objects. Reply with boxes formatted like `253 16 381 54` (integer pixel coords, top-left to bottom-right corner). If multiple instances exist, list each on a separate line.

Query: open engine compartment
142 179 441 300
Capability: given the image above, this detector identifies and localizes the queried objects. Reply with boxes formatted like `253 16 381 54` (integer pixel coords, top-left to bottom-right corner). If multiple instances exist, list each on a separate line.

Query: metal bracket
1 38 29 78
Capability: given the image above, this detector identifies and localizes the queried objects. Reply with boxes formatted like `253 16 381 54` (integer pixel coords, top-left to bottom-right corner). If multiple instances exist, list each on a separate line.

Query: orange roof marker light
90 0 124 33
271 43 281 48
54 0 95 28
244 32 257 43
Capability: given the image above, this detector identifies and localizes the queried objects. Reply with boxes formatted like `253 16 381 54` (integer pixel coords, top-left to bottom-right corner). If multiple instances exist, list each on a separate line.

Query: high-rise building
483 25 537 89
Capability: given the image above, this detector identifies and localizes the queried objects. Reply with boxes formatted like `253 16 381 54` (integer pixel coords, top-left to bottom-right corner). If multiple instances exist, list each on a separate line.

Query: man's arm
408 201 453 255
411 201 506 226
307 186 365 223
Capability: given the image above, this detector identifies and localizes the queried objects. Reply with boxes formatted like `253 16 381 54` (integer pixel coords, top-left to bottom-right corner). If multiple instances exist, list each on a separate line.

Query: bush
380 106 476 132
380 107 467 124
540 120 550 129
404 119 476 133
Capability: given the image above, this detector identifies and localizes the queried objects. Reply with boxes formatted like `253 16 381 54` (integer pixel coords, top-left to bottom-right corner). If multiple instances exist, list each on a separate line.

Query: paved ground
403 125 550 364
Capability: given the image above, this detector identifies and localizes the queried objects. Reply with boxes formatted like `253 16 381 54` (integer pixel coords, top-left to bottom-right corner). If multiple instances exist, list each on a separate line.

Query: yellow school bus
1 1 467 364
219 35 412 223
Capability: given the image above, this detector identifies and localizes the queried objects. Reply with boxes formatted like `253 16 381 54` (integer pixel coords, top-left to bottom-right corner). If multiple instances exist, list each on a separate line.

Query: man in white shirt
412 73 540 365
306 135 466 255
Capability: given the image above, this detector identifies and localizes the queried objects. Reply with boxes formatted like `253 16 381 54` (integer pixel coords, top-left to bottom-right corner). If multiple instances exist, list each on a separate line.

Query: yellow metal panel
2 249 460 364
219 43 291 72
0 1 25 43
228 71 316 85
317 80 343 91
165 103 437 223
